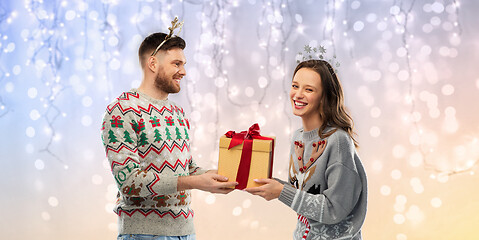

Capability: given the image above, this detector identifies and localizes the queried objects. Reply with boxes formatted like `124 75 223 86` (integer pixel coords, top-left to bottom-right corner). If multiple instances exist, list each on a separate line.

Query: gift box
217 124 275 189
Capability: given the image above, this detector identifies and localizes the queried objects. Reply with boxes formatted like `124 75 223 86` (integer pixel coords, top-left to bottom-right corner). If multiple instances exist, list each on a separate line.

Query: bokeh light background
1 0 478 239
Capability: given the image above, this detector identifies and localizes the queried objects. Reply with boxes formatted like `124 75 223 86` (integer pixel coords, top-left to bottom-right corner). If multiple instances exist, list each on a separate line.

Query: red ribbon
224 123 275 190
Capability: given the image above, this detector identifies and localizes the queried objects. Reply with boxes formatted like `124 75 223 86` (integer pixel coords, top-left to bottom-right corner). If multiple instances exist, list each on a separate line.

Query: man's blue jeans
118 234 196 240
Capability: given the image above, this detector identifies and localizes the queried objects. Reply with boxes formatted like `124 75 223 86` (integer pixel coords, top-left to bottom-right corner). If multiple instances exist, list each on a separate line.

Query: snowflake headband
296 44 340 74
151 17 184 56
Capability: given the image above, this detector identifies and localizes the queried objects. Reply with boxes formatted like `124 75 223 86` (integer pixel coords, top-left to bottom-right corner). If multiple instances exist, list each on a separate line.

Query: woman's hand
244 178 284 201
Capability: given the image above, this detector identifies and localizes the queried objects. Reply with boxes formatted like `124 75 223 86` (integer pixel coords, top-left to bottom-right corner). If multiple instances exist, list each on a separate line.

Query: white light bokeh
380 185 391 196
48 196 59 207
232 206 242 216
431 197 442 208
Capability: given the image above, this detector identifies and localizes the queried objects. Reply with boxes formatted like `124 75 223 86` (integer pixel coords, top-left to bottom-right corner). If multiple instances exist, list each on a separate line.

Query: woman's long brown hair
293 60 358 147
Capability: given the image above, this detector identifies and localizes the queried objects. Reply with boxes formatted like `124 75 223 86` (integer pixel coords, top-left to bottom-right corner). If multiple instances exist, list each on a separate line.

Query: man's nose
179 65 186 76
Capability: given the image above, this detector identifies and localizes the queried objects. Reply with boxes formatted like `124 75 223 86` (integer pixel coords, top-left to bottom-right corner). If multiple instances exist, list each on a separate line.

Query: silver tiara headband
151 17 184 56
296 44 340 74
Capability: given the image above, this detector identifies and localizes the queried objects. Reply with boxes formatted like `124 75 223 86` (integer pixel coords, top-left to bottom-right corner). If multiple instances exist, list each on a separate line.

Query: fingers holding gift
251 178 274 185
210 179 238 194
210 173 239 190
209 172 229 182
187 172 238 194
244 178 284 201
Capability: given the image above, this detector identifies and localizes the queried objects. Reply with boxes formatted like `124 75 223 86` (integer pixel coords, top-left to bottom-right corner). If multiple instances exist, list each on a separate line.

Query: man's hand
244 178 284 201
178 171 238 194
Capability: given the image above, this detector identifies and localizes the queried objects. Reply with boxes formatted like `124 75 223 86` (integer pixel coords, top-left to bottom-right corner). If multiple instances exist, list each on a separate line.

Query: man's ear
147 56 157 73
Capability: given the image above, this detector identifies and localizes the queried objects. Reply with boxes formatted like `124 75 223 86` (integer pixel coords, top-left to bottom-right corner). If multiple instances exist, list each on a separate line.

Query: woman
245 60 367 240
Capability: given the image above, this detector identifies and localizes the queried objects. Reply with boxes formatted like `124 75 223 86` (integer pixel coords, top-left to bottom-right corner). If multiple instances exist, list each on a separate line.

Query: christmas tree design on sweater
101 89 206 236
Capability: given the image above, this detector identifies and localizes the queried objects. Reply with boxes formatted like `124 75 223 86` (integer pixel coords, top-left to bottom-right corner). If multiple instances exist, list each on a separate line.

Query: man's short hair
138 32 186 67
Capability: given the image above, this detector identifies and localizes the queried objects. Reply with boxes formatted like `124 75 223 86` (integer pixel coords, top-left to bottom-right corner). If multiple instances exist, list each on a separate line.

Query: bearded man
101 31 237 240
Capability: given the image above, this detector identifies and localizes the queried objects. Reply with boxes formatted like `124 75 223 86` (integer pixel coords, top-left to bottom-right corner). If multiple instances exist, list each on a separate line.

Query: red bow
224 123 274 189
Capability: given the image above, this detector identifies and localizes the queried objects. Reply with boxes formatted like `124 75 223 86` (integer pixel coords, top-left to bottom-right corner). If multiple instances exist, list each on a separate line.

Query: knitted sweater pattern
101 89 206 236
278 127 368 240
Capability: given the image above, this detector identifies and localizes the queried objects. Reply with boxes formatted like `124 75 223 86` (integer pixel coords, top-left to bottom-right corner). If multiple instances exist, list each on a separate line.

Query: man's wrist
178 175 195 191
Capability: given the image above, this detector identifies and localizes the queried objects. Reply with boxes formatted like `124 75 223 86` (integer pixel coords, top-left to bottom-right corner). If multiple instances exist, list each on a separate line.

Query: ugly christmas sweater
101 89 206 236
278 127 368 240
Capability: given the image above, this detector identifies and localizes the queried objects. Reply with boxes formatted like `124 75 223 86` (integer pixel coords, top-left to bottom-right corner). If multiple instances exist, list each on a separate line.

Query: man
101 25 237 240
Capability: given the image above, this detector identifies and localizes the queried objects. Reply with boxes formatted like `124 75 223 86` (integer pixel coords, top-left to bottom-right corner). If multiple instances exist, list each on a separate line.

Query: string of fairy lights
0 0 475 187
258 0 297 137
190 0 230 141
389 0 477 177
24 0 68 166
99 0 122 102
323 0 337 54
390 0 422 173
0 4 12 118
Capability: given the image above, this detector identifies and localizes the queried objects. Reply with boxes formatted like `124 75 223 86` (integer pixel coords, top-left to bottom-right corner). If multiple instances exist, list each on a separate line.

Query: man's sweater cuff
192 168 208 175
278 184 297 207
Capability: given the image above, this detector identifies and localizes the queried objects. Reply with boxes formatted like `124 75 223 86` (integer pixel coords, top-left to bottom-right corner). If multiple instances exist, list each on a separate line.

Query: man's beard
154 71 181 94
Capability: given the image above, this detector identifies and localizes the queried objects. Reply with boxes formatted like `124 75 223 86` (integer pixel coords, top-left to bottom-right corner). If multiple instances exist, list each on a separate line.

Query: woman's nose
293 89 304 99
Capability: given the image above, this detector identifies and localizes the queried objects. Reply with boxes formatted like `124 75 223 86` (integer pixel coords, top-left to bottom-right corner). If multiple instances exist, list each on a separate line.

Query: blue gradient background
1 0 478 239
